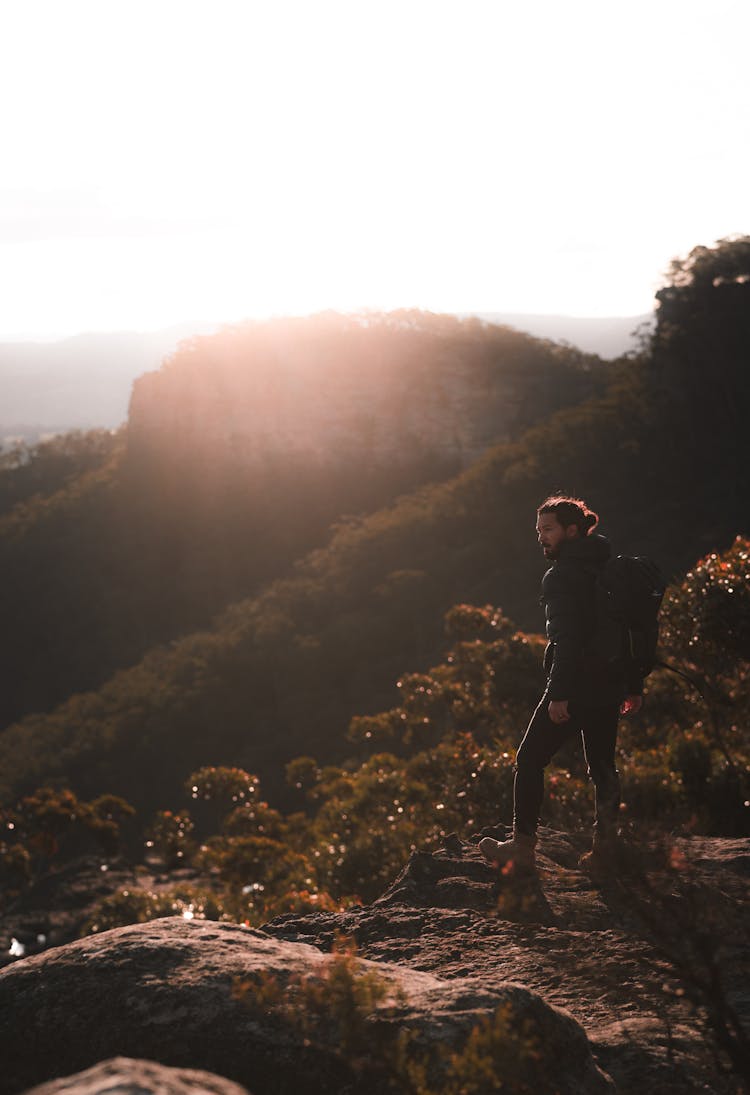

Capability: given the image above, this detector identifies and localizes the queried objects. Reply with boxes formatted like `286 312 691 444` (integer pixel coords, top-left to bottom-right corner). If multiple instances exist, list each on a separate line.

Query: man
479 495 643 874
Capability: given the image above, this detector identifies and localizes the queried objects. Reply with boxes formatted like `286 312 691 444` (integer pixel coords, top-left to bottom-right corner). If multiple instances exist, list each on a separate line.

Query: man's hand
620 695 643 716
548 699 570 724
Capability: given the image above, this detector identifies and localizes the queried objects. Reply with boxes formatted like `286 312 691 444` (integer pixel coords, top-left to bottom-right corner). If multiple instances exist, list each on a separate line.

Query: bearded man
479 495 643 874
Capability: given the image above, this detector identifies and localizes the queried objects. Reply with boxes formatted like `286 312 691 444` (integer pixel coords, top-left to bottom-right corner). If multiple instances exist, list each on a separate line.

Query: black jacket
541 533 636 704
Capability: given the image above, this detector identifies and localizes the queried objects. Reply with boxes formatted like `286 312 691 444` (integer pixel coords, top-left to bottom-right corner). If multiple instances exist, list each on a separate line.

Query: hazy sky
1 0 747 338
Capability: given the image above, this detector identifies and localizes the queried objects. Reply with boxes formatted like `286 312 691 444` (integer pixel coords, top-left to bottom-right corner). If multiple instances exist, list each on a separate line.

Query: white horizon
0 306 654 346
1 0 747 340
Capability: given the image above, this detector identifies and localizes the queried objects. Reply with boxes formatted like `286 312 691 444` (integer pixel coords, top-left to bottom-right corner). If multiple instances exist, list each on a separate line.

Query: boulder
1 917 613 1095
21 1057 251 1095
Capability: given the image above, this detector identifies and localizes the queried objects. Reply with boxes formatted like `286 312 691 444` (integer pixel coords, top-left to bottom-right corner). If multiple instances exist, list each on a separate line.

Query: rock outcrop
1 915 612 1095
21 1057 251 1095
2 829 747 1095
263 829 750 1093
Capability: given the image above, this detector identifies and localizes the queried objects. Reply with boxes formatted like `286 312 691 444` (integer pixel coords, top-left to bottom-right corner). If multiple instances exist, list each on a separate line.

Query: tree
651 236 750 501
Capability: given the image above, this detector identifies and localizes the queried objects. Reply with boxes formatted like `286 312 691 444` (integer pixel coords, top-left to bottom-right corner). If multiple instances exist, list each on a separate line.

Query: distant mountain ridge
0 322 219 441
480 312 652 359
0 312 649 441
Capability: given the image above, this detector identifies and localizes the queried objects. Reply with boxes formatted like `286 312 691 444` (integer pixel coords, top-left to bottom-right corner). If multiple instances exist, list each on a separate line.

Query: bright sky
1 0 747 338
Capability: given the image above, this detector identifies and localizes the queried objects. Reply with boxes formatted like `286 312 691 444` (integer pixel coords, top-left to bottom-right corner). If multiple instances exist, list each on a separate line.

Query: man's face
536 513 578 560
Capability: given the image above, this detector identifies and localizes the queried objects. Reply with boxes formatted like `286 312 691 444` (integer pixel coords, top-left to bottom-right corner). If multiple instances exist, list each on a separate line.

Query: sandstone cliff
126 314 599 474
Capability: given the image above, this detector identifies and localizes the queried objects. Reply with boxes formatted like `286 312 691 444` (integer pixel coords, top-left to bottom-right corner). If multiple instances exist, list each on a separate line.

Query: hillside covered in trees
0 235 747 831
0 315 604 732
1 236 749 1091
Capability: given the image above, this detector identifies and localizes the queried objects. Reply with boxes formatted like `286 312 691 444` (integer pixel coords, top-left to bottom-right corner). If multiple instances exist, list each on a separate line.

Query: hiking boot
479 831 537 873
578 831 620 875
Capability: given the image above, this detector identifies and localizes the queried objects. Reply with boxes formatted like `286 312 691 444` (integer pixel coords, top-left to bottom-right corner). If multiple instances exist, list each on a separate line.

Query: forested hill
126 311 604 472
0 239 747 818
0 313 605 733
0 241 744 823
0 312 644 445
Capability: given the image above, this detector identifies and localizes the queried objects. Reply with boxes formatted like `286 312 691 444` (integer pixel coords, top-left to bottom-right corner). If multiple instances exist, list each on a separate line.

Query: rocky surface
264 827 750 1093
2 828 747 1095
2 913 612 1095
21 1057 252 1095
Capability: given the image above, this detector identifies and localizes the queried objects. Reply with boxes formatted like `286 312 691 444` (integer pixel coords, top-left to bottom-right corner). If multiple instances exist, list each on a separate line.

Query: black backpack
592 555 666 677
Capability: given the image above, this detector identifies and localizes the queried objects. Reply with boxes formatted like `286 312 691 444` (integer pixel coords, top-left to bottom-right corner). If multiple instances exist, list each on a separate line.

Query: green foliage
644 536 750 832
0 840 32 891
187 766 260 805
440 1004 543 1094
176 766 331 924
85 883 225 933
234 938 413 1089
309 539 749 896
297 733 519 903
0 429 121 516
7 534 750 932
661 536 750 671
650 237 750 513
194 833 322 924
667 736 713 810
13 786 85 858
0 786 135 909
7 786 134 859
83 793 137 856
349 605 545 752
146 810 195 867
234 937 553 1094
654 236 750 374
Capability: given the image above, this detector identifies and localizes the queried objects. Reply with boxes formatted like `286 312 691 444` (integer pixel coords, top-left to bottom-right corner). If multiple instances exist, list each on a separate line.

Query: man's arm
542 566 588 704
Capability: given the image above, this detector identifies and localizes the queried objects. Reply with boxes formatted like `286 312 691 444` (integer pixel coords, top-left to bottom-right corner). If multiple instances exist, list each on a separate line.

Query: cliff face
126 313 599 474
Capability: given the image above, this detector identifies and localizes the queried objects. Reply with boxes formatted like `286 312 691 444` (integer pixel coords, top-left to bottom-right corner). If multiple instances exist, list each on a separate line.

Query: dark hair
537 495 599 536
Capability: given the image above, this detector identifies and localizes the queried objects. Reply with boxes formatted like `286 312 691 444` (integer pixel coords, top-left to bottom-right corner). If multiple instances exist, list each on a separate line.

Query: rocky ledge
21 1058 252 1095
262 828 750 1093
1 828 748 1095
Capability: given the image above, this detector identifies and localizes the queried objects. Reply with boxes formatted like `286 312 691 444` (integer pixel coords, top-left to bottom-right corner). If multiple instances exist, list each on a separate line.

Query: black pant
513 692 621 837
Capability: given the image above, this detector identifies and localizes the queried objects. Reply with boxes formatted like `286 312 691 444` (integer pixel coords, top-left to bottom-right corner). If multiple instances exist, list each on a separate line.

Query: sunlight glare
0 0 748 334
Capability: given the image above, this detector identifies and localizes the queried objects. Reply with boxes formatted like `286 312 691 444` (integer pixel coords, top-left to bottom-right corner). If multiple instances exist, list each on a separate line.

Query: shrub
85 883 226 934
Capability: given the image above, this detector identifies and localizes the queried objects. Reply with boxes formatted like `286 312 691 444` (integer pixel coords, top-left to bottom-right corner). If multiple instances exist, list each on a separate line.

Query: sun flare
1 0 748 336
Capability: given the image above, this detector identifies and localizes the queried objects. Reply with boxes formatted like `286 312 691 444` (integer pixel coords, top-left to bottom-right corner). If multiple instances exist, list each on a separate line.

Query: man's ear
565 524 579 540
